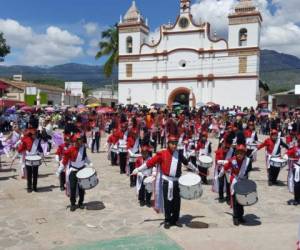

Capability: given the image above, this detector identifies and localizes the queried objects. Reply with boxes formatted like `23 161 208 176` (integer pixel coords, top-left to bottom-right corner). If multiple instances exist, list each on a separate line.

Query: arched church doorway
167 87 196 108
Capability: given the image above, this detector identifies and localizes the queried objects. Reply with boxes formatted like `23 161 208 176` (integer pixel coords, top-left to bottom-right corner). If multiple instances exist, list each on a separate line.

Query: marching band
1 105 300 229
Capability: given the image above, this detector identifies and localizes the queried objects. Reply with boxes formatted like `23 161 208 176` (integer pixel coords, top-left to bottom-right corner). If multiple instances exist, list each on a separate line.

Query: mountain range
0 49 299 93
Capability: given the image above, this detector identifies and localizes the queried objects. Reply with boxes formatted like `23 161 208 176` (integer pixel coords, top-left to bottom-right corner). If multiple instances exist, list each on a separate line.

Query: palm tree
0 32 10 61
95 24 118 78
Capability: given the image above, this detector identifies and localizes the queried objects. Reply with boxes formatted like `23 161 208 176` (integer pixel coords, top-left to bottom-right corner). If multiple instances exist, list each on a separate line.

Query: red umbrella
96 107 114 114
20 106 34 112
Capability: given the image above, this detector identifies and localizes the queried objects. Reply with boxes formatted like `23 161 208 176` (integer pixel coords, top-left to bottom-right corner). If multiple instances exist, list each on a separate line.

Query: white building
118 0 262 108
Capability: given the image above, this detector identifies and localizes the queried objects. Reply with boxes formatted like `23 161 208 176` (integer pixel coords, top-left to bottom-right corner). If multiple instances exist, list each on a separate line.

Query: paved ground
0 135 299 250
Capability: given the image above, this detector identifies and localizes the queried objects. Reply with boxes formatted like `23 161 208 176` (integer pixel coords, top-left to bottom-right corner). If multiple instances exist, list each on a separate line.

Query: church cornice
228 11 263 22
119 46 259 60
119 74 258 83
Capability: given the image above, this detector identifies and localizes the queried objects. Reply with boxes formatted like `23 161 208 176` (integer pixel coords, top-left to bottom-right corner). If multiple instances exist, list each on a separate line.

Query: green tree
0 32 10 60
95 24 118 78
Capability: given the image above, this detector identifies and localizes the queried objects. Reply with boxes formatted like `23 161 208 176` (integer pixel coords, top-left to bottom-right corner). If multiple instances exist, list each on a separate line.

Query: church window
239 56 247 73
239 28 248 46
126 36 133 53
179 17 189 29
126 64 133 77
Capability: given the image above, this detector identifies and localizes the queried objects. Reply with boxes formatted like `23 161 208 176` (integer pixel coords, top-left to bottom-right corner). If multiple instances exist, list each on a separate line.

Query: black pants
119 152 127 174
91 135 100 153
293 169 300 201
69 171 85 206
129 162 136 186
268 166 280 183
218 172 231 200
59 172 66 189
198 166 208 184
138 177 152 203
160 136 165 148
163 180 180 224
151 138 157 153
26 165 39 190
233 195 244 219
111 152 118 165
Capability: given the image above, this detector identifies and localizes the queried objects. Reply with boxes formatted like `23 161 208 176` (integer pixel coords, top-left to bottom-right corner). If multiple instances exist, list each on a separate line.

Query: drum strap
272 134 281 156
293 164 300 182
162 175 178 201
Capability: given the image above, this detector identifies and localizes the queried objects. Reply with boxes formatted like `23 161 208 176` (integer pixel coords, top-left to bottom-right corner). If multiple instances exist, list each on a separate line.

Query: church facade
118 0 262 108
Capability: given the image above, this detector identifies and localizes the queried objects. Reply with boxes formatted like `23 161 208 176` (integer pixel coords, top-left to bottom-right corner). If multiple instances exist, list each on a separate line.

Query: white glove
128 149 134 157
131 163 148 175
218 168 225 178
188 162 199 174
217 160 228 165
132 168 139 176
56 165 64 176
251 148 258 156
55 155 60 162
283 154 288 161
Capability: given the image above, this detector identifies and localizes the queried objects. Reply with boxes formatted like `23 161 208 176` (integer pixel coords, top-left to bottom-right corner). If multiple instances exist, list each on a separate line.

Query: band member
91 121 101 153
256 129 289 186
128 127 140 187
118 122 129 174
286 135 300 205
55 134 71 191
18 128 42 193
62 133 92 211
107 128 120 166
213 140 235 203
196 131 212 184
244 121 258 173
135 145 155 207
133 135 197 229
222 145 250 225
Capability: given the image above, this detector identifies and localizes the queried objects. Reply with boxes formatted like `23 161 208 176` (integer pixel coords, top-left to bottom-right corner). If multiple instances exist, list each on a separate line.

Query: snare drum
198 155 213 169
270 157 287 168
143 176 154 193
118 145 127 153
76 168 99 190
25 155 42 167
129 154 141 163
111 145 118 153
234 179 258 206
247 143 258 150
179 173 203 200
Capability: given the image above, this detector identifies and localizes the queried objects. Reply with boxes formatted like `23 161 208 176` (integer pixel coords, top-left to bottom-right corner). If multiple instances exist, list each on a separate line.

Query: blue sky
0 0 299 66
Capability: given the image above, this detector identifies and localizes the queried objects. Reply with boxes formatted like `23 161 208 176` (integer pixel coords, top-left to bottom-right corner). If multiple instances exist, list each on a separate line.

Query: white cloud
191 0 300 57
86 38 99 57
0 19 84 65
84 22 100 36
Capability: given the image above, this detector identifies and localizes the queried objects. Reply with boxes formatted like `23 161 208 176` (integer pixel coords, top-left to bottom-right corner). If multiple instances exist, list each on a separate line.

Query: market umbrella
87 103 100 108
20 106 34 113
45 107 54 113
96 106 114 114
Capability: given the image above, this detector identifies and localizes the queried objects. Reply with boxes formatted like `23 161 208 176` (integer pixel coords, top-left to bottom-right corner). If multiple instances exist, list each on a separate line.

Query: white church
118 0 262 108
